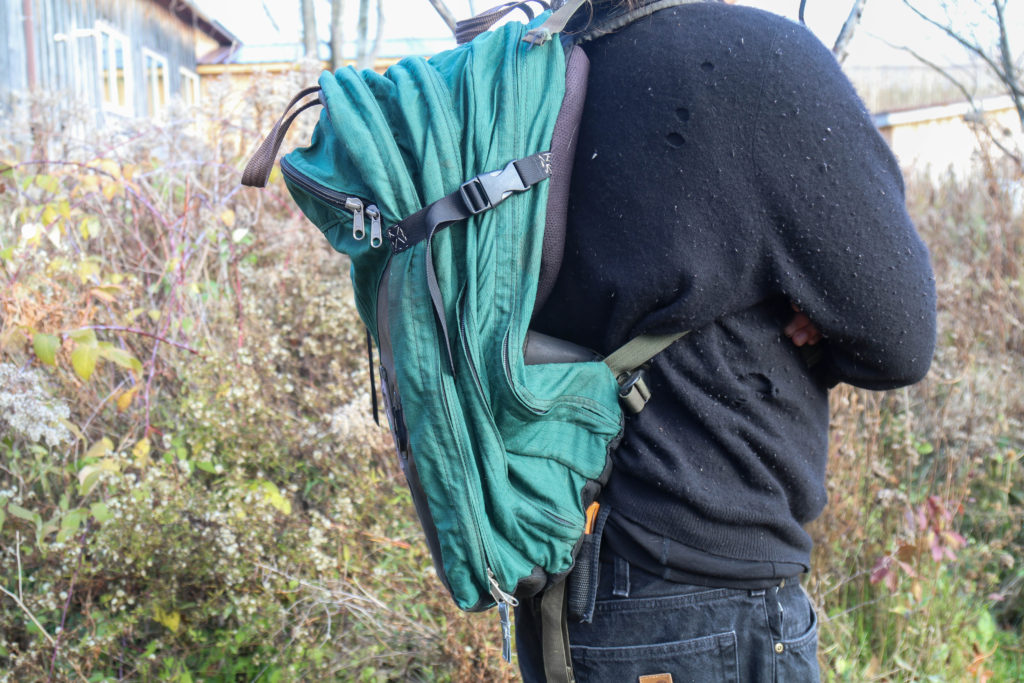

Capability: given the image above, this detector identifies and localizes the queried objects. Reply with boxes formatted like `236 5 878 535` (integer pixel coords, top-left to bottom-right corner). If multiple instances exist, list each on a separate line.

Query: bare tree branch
874 33 980 106
903 0 1023 133
992 0 1024 129
833 0 868 64
902 1 1008 86
427 0 459 34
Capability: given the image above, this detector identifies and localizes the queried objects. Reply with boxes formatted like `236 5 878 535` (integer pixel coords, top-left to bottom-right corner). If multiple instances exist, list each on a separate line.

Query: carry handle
241 85 323 188
455 1 550 44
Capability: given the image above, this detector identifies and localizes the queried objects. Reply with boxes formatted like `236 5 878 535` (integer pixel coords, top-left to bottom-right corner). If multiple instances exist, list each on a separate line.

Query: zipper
280 157 386 249
488 568 519 663
345 198 365 240
366 204 383 248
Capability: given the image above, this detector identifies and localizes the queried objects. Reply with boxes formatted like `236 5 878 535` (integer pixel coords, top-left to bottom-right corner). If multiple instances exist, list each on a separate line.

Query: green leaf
195 461 217 474
69 328 98 345
7 503 37 523
71 343 99 381
90 502 113 524
98 344 143 372
57 508 87 543
35 174 60 194
33 332 60 366
977 609 996 645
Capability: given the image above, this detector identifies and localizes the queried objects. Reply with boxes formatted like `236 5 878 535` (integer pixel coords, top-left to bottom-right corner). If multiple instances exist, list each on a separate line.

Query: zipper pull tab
366 204 383 248
345 198 365 240
488 568 518 663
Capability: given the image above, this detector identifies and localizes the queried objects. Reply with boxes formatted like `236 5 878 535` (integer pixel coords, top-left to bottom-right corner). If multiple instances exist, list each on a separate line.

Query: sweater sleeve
752 19 937 391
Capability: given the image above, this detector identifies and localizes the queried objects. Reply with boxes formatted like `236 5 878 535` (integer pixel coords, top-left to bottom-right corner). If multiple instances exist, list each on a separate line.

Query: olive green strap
604 331 690 414
604 331 689 380
541 579 575 683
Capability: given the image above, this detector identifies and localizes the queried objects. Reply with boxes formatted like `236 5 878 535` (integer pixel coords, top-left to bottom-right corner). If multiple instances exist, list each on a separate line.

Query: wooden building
1 0 237 121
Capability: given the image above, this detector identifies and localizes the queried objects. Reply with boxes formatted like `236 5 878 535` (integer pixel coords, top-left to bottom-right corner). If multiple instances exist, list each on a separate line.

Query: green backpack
242 0 685 665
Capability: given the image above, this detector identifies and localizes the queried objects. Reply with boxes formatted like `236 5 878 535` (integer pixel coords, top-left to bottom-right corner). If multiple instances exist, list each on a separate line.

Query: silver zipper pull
366 204 383 248
345 198 365 240
488 568 518 663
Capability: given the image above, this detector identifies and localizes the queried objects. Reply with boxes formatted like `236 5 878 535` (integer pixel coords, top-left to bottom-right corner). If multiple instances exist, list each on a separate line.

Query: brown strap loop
241 85 323 188
455 1 550 44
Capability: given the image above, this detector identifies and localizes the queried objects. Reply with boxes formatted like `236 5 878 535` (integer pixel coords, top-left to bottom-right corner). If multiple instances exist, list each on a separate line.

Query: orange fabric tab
638 675 673 683
584 501 600 534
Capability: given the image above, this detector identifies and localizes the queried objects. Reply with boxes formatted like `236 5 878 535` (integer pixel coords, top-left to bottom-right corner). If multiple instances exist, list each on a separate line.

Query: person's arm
753 20 936 391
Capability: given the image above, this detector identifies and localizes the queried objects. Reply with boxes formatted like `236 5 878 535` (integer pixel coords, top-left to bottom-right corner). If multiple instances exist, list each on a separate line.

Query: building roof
199 37 455 66
873 94 1017 129
152 0 239 47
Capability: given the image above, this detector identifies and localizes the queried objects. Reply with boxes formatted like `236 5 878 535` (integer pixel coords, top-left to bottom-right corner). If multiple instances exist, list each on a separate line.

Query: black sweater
533 2 937 582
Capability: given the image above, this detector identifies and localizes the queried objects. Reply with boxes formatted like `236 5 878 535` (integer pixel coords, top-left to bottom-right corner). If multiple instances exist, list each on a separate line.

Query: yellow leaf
97 160 121 179
85 437 114 460
101 180 121 201
41 204 59 226
153 606 181 633
132 438 152 468
77 259 101 283
57 200 71 219
220 209 236 228
78 175 100 194
89 287 116 303
116 386 140 412
78 216 97 239
70 343 99 381
147 309 161 322
256 480 292 515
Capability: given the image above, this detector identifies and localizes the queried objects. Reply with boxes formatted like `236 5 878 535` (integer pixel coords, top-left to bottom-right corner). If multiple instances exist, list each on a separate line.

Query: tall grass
810 172 1024 681
1 84 1022 681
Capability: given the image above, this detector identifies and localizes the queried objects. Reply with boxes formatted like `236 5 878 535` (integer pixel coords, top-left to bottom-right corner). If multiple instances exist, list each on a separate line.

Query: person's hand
784 306 822 347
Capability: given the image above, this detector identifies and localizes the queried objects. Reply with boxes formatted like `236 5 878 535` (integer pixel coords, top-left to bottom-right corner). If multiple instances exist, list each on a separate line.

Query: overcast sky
194 0 1012 68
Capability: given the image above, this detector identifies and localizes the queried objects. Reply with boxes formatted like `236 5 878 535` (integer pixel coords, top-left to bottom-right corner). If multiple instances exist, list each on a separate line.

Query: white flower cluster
0 363 72 447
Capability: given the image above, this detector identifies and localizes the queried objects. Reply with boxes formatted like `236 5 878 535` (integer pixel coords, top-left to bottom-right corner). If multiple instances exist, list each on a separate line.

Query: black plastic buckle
458 160 527 216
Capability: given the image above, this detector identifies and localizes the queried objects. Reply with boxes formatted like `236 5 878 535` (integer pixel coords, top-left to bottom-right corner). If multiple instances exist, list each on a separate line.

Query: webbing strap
455 1 550 44
541 579 575 683
604 331 690 381
242 86 323 188
389 153 553 375
575 0 705 44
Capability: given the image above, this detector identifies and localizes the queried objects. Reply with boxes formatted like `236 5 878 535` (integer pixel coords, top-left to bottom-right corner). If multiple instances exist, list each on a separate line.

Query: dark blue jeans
515 557 820 682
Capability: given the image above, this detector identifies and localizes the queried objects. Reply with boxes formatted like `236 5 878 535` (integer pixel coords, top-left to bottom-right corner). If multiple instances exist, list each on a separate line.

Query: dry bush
809 169 1024 680
0 74 513 682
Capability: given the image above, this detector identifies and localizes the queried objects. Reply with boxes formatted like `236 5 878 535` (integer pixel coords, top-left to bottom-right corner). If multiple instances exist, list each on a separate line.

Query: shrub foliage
1 90 1022 681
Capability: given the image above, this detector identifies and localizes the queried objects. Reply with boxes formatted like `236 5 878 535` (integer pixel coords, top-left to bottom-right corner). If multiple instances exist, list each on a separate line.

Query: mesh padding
534 44 589 317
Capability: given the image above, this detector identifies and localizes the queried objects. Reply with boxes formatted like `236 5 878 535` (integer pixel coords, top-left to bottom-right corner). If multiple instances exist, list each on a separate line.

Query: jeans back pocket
570 630 739 683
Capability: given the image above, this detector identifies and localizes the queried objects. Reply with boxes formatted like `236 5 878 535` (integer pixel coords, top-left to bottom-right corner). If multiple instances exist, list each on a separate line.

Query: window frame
178 67 201 107
141 47 171 116
94 21 133 115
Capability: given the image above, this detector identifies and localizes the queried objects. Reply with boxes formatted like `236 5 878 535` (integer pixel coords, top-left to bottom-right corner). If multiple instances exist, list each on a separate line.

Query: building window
179 68 200 107
142 49 170 115
95 23 131 114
